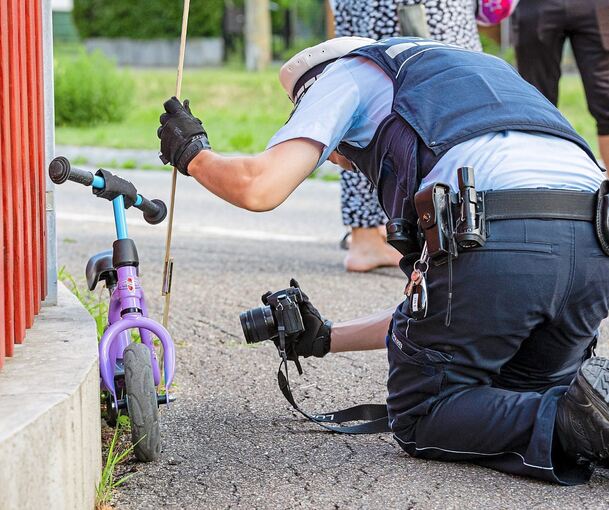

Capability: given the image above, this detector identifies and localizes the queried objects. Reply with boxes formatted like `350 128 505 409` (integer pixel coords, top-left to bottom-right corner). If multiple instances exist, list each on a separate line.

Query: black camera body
240 287 305 344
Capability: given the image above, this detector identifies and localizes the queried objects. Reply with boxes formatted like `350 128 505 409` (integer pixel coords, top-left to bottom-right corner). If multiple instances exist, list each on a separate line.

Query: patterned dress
333 0 481 227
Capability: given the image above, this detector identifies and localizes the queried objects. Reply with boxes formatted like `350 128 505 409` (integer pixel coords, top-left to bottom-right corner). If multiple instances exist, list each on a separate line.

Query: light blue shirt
268 56 603 192
268 57 391 165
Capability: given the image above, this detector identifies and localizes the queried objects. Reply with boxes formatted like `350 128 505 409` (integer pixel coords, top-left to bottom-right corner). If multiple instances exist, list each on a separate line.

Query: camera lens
239 305 276 344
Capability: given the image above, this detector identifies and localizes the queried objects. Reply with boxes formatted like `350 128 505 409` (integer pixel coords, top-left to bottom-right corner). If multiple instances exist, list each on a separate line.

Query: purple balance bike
49 156 176 462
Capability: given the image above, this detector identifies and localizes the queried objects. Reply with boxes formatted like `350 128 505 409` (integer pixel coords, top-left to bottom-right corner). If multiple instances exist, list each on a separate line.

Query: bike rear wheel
124 343 161 462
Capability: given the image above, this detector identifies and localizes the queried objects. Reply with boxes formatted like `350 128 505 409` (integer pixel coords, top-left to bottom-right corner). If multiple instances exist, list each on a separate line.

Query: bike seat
86 250 117 290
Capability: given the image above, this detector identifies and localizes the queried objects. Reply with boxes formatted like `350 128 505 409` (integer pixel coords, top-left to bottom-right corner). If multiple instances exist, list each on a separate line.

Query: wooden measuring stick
162 0 191 328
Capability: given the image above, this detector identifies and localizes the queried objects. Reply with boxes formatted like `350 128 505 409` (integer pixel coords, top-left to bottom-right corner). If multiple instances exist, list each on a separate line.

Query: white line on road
56 212 328 243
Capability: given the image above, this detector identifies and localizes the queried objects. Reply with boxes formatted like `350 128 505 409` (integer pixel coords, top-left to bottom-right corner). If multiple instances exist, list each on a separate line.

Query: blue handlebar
113 196 129 240
89 173 141 239
92 174 106 189
49 156 167 233
92 174 143 207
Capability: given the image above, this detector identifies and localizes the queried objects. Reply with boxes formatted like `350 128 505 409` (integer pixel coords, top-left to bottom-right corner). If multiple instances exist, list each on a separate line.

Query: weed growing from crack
59 266 141 342
59 266 108 340
96 416 135 510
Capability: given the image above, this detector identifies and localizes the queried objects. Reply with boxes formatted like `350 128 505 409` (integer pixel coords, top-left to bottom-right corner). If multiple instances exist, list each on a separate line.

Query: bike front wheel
124 343 161 462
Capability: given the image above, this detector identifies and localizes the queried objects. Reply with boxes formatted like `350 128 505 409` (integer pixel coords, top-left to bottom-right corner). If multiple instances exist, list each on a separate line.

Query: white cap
279 36 375 102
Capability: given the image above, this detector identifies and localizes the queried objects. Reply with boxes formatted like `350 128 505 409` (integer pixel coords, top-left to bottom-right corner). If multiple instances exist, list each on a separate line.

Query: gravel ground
55 169 609 509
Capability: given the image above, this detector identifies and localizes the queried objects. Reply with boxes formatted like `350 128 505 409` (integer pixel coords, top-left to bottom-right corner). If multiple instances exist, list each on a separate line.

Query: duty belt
412 183 607 267
482 189 596 222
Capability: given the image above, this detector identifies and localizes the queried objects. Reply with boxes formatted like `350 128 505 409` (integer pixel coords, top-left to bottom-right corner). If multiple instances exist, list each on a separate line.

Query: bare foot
344 227 402 272
378 224 387 241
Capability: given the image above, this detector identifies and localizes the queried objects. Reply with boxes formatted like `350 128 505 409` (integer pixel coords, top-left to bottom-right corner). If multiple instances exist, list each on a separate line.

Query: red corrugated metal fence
0 0 47 369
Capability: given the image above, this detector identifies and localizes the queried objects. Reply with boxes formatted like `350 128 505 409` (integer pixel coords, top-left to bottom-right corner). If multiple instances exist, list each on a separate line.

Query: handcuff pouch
414 182 458 265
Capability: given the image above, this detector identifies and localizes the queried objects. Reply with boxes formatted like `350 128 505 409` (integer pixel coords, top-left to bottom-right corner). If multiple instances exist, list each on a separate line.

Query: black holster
414 182 458 264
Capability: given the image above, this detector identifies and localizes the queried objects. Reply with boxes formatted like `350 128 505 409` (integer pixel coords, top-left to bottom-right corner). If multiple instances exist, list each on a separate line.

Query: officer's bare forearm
187 139 323 212
187 151 267 210
330 308 394 353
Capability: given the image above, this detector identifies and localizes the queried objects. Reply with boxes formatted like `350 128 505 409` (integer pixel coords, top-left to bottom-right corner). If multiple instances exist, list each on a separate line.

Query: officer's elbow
239 185 280 212
237 158 284 212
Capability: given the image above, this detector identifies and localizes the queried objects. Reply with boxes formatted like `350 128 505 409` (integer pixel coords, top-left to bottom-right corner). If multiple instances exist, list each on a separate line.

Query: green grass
72 155 89 165
96 417 135 510
139 163 167 171
321 172 341 182
56 66 293 154
59 266 108 340
59 266 144 344
120 159 137 169
559 74 599 156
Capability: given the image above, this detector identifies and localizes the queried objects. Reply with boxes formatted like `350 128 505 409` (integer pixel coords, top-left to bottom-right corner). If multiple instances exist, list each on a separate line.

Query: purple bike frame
99 264 176 404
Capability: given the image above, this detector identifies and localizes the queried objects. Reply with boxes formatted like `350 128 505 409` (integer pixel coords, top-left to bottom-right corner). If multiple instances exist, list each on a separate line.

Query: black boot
555 357 609 465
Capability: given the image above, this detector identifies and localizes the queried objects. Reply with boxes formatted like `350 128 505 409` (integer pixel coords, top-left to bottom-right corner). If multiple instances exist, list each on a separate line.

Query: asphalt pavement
54 168 609 509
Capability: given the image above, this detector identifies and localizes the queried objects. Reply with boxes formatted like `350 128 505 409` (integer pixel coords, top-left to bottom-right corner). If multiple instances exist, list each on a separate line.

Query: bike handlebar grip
49 156 94 186
137 197 167 225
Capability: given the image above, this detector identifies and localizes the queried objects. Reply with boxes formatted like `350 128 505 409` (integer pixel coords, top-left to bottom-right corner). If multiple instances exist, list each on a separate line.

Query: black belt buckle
595 180 609 256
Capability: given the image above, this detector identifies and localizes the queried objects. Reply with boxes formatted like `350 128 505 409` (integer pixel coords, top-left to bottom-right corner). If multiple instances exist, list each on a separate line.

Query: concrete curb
0 283 101 510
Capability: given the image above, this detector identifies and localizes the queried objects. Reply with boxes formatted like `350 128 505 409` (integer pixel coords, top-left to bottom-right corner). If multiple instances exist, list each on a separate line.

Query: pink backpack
476 0 520 26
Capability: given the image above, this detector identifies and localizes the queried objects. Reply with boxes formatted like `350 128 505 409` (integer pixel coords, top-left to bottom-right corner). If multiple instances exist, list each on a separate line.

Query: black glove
267 279 332 361
157 97 211 176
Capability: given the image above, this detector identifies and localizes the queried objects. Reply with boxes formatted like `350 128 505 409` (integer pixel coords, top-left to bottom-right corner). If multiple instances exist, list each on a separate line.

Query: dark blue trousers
387 218 609 484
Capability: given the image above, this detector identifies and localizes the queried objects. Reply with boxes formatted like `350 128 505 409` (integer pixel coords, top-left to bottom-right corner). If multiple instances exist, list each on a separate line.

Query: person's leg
347 227 402 272
491 322 597 393
512 0 565 105
340 169 401 272
396 385 593 484
598 135 609 170
494 221 609 395
388 219 609 483
600 136 609 169
567 0 609 168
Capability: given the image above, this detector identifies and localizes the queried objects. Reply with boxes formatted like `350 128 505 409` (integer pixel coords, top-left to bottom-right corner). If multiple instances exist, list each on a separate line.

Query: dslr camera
240 286 305 344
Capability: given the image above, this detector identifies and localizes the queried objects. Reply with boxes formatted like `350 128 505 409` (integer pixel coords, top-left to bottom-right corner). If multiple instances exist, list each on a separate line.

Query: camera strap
275 313 390 434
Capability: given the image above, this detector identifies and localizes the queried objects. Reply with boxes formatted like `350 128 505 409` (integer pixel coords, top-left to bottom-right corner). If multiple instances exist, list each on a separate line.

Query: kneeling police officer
158 36 609 485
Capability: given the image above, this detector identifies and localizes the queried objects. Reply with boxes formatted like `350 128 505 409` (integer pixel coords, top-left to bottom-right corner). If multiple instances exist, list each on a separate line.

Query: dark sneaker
556 357 609 465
